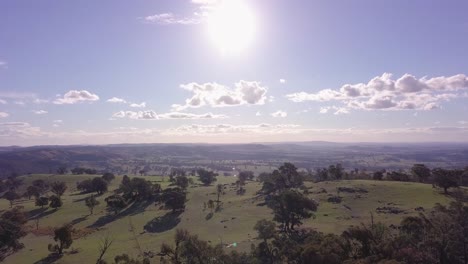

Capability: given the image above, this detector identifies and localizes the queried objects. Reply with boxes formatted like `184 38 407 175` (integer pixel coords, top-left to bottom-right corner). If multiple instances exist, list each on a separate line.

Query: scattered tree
35 196 49 209
433 168 460 194
175 175 189 190
161 188 186 213
49 195 63 209
50 181 67 197
102 172 115 182
411 164 431 183
56 166 68 175
48 224 73 255
85 195 100 215
92 177 108 195
2 190 20 208
0 208 27 261
268 190 318 231
197 169 218 186
105 195 127 215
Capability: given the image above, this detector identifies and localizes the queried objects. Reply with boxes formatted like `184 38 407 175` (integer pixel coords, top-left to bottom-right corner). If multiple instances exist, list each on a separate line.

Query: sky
1 0 468 146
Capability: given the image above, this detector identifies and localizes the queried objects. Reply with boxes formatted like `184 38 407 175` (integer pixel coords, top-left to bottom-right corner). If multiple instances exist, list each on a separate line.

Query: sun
206 0 256 54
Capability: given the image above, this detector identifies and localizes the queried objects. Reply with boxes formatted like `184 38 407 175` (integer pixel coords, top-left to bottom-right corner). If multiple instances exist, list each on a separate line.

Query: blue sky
1 0 468 145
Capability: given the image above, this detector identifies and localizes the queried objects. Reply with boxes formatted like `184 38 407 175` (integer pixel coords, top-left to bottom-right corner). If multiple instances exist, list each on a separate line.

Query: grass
2 175 454 264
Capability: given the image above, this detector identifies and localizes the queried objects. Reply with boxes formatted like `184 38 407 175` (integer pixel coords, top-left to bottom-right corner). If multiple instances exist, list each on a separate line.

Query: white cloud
54 90 99 105
0 122 43 138
319 106 350 115
0 112 9 118
172 81 268 110
280 79 286 84
255 111 262 116
271 110 287 118
112 110 227 120
287 73 468 112
32 110 48 115
107 97 127 103
0 61 7 69
129 102 147 108
144 13 201 25
14 101 25 106
33 98 49 104
458 121 468 125
53 120 63 123
0 99 6 104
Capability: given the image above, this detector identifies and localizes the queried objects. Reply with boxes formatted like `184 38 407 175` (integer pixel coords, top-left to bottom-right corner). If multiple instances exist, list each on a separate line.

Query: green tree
105 195 127 215
85 195 100 215
102 172 115 182
50 181 67 197
268 190 318 231
216 184 223 203
197 169 218 186
433 168 460 194
24 185 40 200
0 208 27 261
48 224 73 255
175 175 189 190
49 195 63 209
35 196 49 209
161 188 187 213
2 190 20 208
92 177 108 195
411 164 431 183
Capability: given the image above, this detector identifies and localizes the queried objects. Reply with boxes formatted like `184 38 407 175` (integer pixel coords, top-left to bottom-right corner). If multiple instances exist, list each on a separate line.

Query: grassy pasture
2 175 453 264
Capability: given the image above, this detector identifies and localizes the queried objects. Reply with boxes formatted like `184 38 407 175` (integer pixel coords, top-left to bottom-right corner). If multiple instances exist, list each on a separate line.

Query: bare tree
96 234 113 264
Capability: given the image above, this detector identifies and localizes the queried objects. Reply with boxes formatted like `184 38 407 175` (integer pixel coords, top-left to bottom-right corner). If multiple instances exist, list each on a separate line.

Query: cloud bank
287 73 468 111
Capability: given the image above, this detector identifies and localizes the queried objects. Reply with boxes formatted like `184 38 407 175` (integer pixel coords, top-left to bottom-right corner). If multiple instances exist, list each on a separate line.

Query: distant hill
1 142 468 178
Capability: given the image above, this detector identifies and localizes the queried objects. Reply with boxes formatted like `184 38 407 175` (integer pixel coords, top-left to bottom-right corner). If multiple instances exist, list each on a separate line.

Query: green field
2 175 453 264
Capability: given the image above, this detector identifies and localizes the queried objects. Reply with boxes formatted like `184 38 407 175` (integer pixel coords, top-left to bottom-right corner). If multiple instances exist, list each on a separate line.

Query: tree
48 224 73 255
2 190 20 208
24 185 40 200
92 177 108 195
433 168 460 194
254 219 276 243
35 196 49 209
268 190 318 231
216 184 223 203
411 164 431 183
50 181 67 197
32 179 49 194
105 195 127 215
96 234 113 264
328 164 344 180
238 171 254 184
57 166 68 175
161 188 186 213
102 172 115 182
372 171 384 181
197 169 218 186
0 208 27 261
85 195 100 215
76 179 93 193
175 175 189 190
207 199 215 213
49 195 63 209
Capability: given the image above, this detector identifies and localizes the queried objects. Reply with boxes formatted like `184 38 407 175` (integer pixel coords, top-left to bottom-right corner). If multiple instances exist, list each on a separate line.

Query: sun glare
206 0 256 55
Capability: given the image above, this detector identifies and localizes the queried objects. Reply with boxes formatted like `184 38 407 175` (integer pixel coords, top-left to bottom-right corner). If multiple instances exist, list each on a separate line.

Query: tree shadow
29 208 56 220
33 253 62 264
70 215 88 226
87 198 155 228
144 211 182 233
